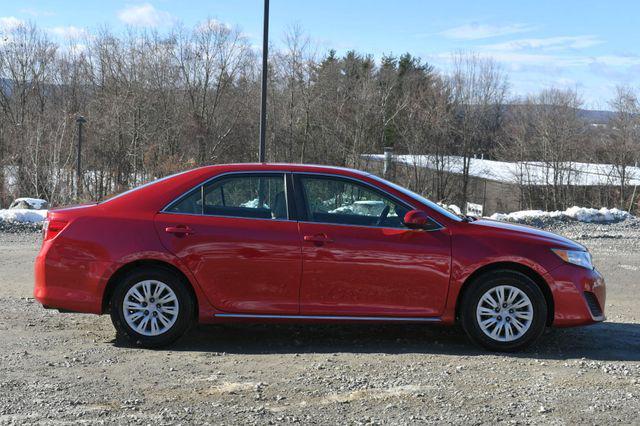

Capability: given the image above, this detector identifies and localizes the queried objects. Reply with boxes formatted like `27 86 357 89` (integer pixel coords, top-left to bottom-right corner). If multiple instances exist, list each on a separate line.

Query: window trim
161 171 293 222
161 169 445 231
293 172 444 231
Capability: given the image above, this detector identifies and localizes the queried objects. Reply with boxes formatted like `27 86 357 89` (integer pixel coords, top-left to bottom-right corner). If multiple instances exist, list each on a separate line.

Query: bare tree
608 86 640 210
449 53 508 208
503 89 586 210
175 19 253 165
271 25 317 163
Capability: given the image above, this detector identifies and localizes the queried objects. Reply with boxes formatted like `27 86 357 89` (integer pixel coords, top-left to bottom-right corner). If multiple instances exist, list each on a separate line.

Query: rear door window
166 174 288 220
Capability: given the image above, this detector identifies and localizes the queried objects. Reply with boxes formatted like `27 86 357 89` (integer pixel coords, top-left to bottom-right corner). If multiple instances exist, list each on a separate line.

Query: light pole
258 0 269 162
76 116 86 199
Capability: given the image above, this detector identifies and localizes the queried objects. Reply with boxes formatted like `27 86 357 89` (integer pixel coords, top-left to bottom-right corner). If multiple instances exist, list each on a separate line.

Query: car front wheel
110 267 194 348
461 270 547 352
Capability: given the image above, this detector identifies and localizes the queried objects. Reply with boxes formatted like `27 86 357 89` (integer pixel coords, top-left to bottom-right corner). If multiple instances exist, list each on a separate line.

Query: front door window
299 176 409 228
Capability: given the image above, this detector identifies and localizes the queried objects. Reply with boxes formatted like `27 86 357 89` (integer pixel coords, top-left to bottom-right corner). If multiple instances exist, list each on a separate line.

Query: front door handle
303 233 333 244
165 225 194 236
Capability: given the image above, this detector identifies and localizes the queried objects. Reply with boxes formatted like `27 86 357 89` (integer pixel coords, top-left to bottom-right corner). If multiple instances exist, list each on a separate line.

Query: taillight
43 219 68 241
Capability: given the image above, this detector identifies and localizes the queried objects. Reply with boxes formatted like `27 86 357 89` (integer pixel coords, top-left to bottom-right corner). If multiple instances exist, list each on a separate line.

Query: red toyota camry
34 164 606 351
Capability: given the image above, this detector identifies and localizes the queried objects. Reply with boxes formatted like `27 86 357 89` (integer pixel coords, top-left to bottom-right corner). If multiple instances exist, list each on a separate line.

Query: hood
470 218 585 251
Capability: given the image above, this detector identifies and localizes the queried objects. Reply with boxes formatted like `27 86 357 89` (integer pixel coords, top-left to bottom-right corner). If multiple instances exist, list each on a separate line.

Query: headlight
552 249 593 269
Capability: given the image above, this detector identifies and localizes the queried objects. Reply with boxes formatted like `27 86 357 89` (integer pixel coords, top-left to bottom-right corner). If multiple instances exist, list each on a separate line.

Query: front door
296 174 451 317
155 173 301 314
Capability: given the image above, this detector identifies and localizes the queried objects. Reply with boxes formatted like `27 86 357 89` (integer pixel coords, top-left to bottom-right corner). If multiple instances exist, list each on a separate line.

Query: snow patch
363 154 640 186
0 208 48 223
329 200 387 216
489 206 631 224
9 197 48 210
437 203 462 215
240 198 268 209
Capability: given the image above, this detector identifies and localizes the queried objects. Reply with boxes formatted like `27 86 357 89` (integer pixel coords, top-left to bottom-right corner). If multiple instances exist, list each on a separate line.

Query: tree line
0 21 638 212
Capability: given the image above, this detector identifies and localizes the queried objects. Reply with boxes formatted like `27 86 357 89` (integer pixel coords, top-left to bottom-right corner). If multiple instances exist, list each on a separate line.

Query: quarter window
299 176 409 228
166 187 201 214
166 174 288 220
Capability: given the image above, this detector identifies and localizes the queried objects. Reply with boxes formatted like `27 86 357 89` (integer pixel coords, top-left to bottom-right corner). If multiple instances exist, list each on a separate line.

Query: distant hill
576 109 616 125
506 104 617 125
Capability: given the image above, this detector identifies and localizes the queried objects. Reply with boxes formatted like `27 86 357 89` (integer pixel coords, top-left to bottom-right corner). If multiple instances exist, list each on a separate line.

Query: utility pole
76 116 86 200
258 0 269 162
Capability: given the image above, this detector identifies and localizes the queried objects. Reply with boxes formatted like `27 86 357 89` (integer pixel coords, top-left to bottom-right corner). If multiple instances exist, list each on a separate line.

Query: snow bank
363 154 640 186
563 206 631 222
9 197 48 210
240 198 268 209
0 208 48 223
489 206 631 224
438 203 462 215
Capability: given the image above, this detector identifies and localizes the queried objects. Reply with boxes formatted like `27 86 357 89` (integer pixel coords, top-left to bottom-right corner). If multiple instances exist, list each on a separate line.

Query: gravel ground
0 221 639 425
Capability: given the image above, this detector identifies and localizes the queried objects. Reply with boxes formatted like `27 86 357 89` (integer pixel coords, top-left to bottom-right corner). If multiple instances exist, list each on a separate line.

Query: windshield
366 174 463 222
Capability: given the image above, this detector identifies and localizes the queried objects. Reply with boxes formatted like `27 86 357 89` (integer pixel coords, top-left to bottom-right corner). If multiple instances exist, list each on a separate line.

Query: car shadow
126 320 640 361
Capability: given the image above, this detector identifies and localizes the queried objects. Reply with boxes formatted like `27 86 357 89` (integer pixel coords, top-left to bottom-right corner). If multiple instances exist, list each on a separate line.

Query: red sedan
34 164 606 351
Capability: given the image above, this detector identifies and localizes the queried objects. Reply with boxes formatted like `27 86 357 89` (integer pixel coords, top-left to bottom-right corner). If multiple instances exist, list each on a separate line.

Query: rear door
155 172 302 314
295 174 451 317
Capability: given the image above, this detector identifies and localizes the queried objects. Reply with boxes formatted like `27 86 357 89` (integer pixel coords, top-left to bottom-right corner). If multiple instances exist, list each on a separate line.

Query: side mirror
403 210 437 230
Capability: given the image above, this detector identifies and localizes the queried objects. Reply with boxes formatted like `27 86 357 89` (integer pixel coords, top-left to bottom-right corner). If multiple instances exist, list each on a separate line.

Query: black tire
110 266 194 348
460 270 547 352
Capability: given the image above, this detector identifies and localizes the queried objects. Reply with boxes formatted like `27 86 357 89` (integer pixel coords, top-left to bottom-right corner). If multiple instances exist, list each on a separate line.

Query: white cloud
439 23 535 40
117 3 174 27
0 16 25 32
435 51 640 73
197 18 231 33
483 35 603 52
589 54 640 67
435 51 575 73
49 26 89 40
19 8 55 17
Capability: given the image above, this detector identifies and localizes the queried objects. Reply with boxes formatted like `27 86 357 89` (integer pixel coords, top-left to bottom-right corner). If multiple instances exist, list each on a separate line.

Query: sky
2 0 640 109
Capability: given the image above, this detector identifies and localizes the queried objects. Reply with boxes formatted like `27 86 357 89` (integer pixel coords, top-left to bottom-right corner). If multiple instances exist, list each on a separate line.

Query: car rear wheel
110 267 194 348
461 270 547 352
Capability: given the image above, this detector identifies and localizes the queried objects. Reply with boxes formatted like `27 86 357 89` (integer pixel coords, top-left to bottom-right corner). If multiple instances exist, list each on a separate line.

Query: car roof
99 163 374 211
196 162 372 177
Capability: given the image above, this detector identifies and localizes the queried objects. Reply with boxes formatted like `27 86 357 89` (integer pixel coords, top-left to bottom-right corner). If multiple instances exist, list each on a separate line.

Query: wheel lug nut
509 309 514 314
502 303 507 308
506 317 511 322
144 310 149 315
497 316 502 320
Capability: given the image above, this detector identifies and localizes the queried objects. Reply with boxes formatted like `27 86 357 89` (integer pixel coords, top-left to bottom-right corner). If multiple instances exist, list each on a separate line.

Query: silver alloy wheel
123 280 179 337
476 285 534 342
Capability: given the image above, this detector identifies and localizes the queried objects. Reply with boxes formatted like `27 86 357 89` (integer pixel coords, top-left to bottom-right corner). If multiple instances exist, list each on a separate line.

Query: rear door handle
165 225 194 236
303 233 333 244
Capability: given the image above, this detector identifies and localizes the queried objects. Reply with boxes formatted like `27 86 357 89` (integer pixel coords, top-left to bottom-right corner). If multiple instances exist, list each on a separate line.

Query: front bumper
544 264 606 327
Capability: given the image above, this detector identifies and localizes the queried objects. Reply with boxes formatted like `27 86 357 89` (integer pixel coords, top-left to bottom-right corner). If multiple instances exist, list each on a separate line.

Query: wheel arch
455 262 554 326
101 259 199 320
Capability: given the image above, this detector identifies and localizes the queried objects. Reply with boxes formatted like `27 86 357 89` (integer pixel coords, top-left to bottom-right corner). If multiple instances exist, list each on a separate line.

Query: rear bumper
34 241 112 315
545 264 606 327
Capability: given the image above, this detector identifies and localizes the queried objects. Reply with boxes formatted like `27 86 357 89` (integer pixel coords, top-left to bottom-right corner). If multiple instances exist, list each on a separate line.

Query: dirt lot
1 223 639 425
